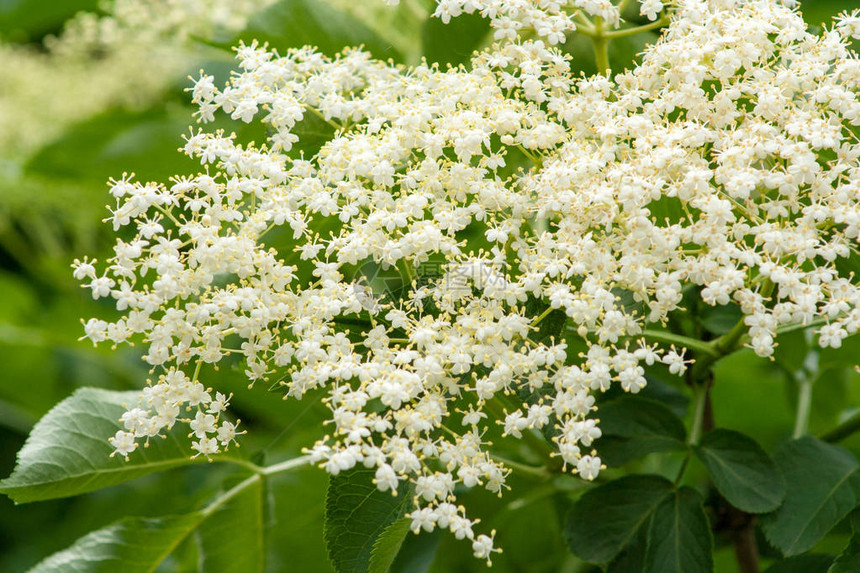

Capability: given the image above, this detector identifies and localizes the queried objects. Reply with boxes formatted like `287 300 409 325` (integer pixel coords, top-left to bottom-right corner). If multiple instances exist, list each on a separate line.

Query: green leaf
525 297 567 346
564 474 674 564
831 539 860 573
389 530 441 573
765 554 835 573
25 107 195 184
644 487 713 573
760 438 860 556
694 429 785 513
829 511 860 573
27 513 201 573
606 524 648 573
26 474 263 573
197 475 265 573
594 395 687 466
368 518 411 573
324 466 415 573
773 329 811 375
422 10 490 66
235 0 400 61
0 0 100 41
0 388 242 503
699 303 744 336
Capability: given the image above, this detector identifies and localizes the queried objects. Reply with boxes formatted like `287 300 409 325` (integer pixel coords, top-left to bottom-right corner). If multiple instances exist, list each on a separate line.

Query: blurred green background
1 1 859 571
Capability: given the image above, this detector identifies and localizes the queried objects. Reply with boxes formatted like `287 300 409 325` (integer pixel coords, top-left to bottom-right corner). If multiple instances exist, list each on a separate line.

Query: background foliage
1 0 860 571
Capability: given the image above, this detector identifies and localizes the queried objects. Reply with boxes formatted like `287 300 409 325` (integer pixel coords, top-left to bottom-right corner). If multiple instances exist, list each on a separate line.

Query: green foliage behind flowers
4 1 860 572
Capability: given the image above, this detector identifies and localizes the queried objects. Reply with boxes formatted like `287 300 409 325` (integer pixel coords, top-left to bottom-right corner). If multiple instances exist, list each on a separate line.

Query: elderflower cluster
0 0 276 160
77 0 860 561
421 0 668 45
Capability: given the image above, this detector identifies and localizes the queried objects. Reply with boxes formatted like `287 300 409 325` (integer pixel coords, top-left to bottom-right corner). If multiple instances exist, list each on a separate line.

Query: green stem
604 16 670 39
260 455 311 476
639 329 720 358
674 455 690 485
713 317 748 356
489 453 552 480
591 17 611 75
792 377 813 439
200 473 261 517
676 380 709 484
531 306 555 328
573 12 596 36
819 410 860 443
201 455 309 516
688 382 709 446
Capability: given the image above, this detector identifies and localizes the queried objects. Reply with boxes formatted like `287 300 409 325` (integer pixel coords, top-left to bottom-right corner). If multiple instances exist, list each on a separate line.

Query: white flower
76 0 860 561
109 430 138 459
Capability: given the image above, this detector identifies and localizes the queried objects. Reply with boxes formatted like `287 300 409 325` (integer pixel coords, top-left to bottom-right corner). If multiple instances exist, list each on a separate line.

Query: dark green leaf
829 511 860 573
27 513 200 573
26 474 262 572
197 475 265 573
564 474 673 564
644 487 713 573
606 524 648 573
0 388 242 503
761 438 860 556
765 554 834 573
368 518 411 573
831 539 860 573
388 530 441 573
694 429 785 513
642 375 690 419
235 0 400 61
422 10 490 66
525 296 567 346
594 396 687 466
325 466 415 573
699 303 744 336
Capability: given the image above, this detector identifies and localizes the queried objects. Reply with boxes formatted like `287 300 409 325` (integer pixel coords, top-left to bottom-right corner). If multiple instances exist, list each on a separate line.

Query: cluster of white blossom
0 0 275 160
77 0 860 561
415 0 668 45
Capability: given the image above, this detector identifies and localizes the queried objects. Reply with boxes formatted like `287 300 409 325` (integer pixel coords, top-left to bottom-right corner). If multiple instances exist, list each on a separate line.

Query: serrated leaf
26 474 263 573
235 0 400 61
564 474 674 564
368 518 411 573
0 388 242 503
644 487 713 573
765 554 835 573
761 438 860 556
422 10 490 67
694 429 785 513
325 466 415 573
593 395 687 466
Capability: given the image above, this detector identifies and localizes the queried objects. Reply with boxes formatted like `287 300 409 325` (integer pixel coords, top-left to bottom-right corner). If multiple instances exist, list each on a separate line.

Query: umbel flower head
76 0 860 561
